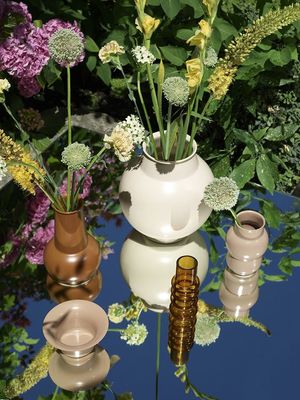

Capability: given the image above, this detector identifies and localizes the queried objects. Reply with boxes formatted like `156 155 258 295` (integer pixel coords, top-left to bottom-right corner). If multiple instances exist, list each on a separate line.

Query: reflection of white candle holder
43 300 110 391
120 230 209 312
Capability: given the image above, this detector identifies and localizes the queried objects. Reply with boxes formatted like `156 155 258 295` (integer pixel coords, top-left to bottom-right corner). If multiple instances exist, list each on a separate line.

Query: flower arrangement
98 1 300 161
0 20 144 212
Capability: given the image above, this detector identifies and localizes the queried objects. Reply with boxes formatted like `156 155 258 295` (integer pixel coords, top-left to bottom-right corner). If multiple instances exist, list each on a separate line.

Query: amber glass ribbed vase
168 256 200 365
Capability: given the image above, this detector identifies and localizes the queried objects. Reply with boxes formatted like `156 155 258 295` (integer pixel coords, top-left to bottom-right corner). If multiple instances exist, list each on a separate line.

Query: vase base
46 272 102 303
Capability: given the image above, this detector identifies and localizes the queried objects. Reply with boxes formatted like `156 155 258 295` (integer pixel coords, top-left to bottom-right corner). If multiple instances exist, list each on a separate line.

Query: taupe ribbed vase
44 208 101 287
220 210 269 318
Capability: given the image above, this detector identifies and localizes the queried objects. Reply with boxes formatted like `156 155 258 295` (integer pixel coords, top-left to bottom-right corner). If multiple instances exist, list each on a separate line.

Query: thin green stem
137 71 158 159
51 386 59 400
108 328 123 332
165 103 172 159
3 103 27 136
229 209 241 226
156 313 161 400
119 64 143 122
146 63 165 158
70 170 76 210
66 65 72 211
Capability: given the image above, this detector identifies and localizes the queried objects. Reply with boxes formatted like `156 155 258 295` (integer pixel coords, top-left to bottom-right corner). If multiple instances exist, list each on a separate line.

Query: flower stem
108 328 124 332
137 71 158 159
119 64 143 123
3 102 27 137
165 103 172 159
156 313 161 400
66 65 72 211
51 386 59 400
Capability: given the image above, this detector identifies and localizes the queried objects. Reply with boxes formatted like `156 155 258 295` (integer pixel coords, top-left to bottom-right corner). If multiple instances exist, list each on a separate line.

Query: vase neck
54 209 88 253
234 210 265 240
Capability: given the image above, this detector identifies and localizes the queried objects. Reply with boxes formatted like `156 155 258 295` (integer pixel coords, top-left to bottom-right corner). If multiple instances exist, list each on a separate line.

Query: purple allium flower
17 76 41 97
25 219 54 264
59 169 92 201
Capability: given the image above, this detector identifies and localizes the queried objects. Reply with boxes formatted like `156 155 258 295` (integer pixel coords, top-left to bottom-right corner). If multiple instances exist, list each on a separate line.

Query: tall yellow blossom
208 3 300 100
186 20 212 49
0 130 45 194
136 13 160 39
185 58 203 90
203 0 218 17
5 344 54 399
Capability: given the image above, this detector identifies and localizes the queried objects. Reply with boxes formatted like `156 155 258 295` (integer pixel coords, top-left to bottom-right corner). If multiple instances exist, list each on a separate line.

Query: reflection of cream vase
119 133 214 243
120 230 209 312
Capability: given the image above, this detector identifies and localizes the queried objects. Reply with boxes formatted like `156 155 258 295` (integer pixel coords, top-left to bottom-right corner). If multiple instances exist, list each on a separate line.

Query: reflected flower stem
156 313 161 400
51 385 59 400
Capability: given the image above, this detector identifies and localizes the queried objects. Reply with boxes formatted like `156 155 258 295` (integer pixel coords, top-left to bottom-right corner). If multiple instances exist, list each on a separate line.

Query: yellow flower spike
203 0 218 17
208 3 300 100
136 13 160 38
185 58 203 90
186 20 212 49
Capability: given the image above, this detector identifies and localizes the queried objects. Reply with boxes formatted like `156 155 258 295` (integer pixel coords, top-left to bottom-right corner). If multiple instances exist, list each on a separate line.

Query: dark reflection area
0 192 299 400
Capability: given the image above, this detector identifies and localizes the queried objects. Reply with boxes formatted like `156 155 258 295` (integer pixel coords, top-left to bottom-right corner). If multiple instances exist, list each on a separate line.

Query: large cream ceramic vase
119 133 214 243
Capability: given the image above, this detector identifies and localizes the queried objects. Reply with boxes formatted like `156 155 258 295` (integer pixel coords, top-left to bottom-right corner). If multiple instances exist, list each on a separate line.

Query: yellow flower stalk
136 13 160 39
0 130 45 194
186 20 212 49
203 0 219 17
208 3 300 100
4 344 54 399
185 58 203 89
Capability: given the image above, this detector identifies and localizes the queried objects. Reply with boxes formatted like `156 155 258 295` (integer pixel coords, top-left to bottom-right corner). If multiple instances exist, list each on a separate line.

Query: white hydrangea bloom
132 46 156 65
0 156 8 181
0 79 11 94
120 322 148 345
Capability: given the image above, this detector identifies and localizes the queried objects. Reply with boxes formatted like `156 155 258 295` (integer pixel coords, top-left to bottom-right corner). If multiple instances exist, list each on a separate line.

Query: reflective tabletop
0 190 299 400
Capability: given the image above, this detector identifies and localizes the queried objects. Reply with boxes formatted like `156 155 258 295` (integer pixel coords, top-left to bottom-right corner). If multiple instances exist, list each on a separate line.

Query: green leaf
265 124 299 141
230 159 256 189
13 343 27 352
261 201 281 228
291 260 300 267
85 36 99 52
160 46 188 66
24 337 39 345
86 56 97 72
2 295 15 311
256 154 275 193
211 155 231 178
269 48 291 66
96 64 112 86
214 18 238 41
279 258 293 276
264 274 287 282
161 0 181 19
176 28 195 41
232 128 259 154
209 239 218 264
32 137 52 153
43 60 61 86
180 0 204 17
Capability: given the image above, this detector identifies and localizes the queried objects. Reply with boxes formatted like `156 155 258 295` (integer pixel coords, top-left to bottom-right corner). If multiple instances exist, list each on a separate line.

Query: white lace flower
0 79 11 94
203 177 240 211
194 314 221 346
120 322 148 346
0 156 7 181
132 46 155 64
118 115 146 146
204 47 218 67
108 303 126 324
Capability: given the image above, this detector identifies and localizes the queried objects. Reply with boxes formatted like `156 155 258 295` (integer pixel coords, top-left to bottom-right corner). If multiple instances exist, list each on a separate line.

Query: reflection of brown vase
46 272 102 303
44 208 101 286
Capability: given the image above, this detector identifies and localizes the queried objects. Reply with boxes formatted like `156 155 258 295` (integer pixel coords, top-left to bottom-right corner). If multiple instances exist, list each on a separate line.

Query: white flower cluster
120 321 148 346
203 177 240 211
108 303 126 324
132 46 156 64
118 114 146 146
194 314 221 346
0 79 11 94
0 156 7 181
204 47 218 67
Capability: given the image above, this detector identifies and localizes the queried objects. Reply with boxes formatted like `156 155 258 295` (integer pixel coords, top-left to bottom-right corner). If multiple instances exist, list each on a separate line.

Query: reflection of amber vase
44 208 101 287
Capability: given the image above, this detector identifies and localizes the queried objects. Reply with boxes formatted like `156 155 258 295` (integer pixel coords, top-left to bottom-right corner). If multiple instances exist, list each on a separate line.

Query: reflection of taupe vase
44 208 101 286
220 210 269 318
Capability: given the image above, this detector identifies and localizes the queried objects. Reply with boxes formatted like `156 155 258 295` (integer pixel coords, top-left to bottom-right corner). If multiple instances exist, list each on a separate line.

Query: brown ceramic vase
44 208 101 286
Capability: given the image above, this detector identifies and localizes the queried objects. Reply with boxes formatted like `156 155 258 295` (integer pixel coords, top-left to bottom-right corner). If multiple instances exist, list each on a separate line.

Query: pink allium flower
25 219 54 264
59 169 93 201
17 76 41 97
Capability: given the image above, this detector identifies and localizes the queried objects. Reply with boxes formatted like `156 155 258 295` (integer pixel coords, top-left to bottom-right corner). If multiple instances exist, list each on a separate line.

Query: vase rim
52 204 83 215
142 131 197 165
236 209 266 231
